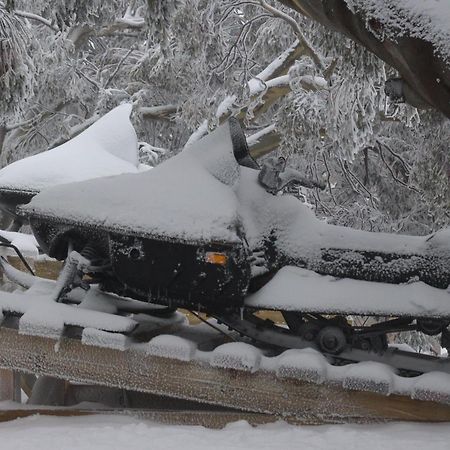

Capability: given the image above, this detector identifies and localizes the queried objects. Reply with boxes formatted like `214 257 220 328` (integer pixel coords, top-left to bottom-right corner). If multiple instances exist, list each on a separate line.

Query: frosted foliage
0 6 35 119
15 0 125 28
278 45 384 160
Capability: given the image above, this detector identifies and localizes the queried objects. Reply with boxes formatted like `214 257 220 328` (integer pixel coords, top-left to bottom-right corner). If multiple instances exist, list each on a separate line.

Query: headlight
204 252 228 266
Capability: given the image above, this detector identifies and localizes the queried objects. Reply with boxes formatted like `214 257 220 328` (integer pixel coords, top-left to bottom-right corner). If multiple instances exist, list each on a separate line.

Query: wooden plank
0 327 449 423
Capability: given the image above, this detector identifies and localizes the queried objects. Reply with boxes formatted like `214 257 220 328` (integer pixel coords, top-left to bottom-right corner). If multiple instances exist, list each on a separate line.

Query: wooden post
0 369 14 401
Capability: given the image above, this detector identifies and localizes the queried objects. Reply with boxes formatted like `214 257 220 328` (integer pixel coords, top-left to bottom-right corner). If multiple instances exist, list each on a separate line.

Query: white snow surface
235 168 448 261
1 415 450 450
24 121 242 243
245 266 450 317
211 342 263 372
24 120 449 255
146 334 198 361
134 326 450 399
0 230 39 257
0 104 141 193
0 281 136 336
345 0 450 61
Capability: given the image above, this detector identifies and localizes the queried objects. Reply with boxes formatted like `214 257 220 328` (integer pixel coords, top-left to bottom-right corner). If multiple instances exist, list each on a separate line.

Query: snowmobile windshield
22 120 251 245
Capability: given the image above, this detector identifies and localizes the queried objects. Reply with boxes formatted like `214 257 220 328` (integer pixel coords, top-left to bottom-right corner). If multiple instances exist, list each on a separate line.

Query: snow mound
0 104 140 193
82 328 130 351
146 335 197 361
411 372 450 403
210 342 262 372
275 348 329 384
342 361 395 395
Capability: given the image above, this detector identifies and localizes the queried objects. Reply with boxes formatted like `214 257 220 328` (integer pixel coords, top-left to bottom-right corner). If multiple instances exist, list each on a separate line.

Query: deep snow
0 415 449 450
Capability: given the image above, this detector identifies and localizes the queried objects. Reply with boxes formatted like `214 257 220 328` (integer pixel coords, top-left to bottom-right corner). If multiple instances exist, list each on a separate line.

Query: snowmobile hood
21 121 246 244
0 104 142 195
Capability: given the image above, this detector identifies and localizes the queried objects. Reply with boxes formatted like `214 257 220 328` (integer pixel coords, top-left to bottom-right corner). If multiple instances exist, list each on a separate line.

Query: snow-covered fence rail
0 325 449 423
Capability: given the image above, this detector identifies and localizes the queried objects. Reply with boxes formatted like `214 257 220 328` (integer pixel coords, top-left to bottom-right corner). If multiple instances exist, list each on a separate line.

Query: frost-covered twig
186 37 326 147
6 5 59 32
257 0 324 69
105 48 135 88
117 4 145 28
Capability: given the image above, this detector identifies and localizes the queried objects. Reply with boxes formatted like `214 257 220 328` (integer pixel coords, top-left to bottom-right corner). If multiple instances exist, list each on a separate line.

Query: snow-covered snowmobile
1 116 450 376
0 104 145 231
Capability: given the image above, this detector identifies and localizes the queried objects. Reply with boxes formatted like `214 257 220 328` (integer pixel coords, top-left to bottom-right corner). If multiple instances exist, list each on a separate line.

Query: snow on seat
245 266 450 318
0 104 142 195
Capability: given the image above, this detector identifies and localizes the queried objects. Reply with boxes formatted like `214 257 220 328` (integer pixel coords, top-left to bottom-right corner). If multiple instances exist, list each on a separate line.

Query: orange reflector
205 252 228 266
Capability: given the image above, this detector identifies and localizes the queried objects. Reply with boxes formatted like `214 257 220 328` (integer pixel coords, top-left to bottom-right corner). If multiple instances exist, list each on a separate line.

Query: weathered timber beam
0 327 449 423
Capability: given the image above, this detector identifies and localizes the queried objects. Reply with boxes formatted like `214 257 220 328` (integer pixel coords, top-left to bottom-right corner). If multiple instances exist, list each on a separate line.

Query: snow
345 0 450 62
244 266 450 318
211 342 262 372
22 117 449 269
1 415 450 450
24 121 242 244
246 124 276 146
341 362 395 394
411 371 450 401
0 281 137 336
82 328 130 351
236 167 433 260
275 348 329 384
0 230 39 258
146 334 198 361
0 104 141 193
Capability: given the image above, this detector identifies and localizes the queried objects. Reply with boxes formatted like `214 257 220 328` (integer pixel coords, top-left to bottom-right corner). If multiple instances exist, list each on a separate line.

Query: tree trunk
0 125 6 157
278 0 450 118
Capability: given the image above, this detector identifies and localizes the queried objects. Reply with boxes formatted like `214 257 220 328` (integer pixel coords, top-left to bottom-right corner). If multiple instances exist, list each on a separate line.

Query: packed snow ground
1 415 450 450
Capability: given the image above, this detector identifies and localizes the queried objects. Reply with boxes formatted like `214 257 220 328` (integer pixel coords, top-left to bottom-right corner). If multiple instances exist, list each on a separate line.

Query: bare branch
247 124 281 158
105 48 135 88
139 105 178 121
10 7 59 32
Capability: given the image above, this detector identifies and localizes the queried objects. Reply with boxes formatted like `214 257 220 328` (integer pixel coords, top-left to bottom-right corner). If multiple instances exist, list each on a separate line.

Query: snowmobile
1 114 450 376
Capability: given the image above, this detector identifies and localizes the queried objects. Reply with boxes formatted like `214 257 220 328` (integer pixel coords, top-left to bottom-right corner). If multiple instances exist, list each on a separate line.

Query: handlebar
258 156 325 193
